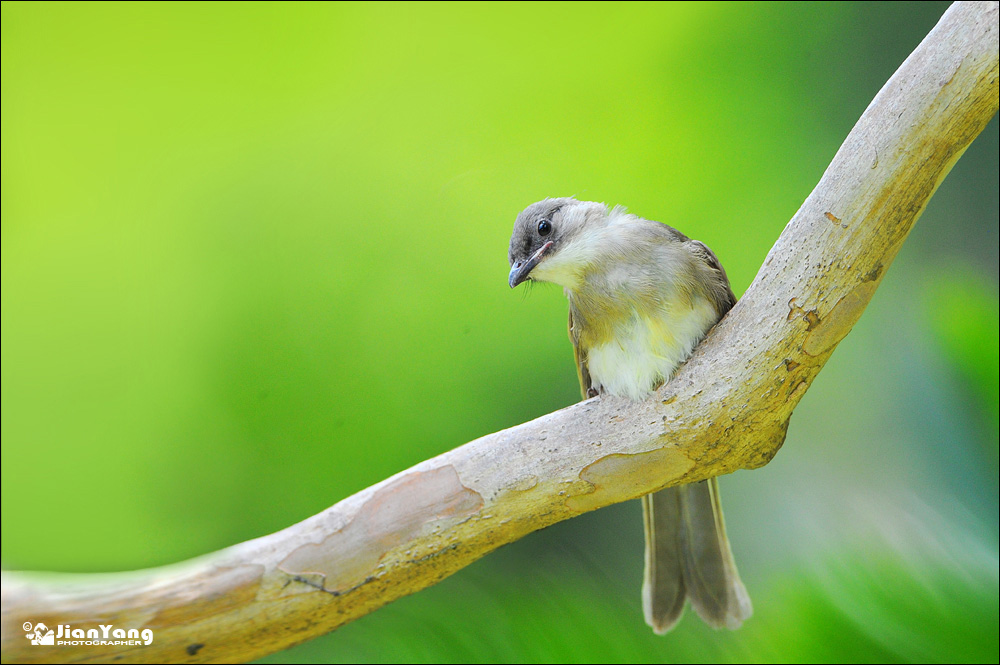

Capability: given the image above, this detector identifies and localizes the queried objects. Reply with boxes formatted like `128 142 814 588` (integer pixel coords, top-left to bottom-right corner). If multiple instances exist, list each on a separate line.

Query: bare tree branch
2 2 997 663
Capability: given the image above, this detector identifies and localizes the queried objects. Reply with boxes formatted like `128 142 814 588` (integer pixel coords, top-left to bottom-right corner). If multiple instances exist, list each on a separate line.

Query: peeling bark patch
824 211 842 224
281 572 328 596
803 310 821 330
802 281 878 356
565 448 695 513
787 298 821 329
504 475 539 492
278 465 483 593
940 55 964 87
149 564 264 628
786 379 809 404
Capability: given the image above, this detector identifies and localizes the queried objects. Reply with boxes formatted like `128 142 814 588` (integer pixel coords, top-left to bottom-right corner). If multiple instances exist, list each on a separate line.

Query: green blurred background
3 2 997 662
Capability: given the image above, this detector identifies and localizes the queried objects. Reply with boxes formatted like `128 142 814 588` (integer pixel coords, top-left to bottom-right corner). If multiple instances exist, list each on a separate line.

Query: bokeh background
3 2 997 662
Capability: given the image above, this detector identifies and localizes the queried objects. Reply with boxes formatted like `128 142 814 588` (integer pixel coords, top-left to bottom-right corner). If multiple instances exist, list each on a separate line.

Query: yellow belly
586 298 718 400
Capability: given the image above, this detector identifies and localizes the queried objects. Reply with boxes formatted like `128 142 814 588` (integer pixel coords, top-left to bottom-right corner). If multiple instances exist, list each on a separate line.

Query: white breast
586 298 718 401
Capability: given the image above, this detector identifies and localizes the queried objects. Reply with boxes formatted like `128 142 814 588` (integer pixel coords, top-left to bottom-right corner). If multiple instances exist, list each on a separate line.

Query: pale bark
2 2 997 663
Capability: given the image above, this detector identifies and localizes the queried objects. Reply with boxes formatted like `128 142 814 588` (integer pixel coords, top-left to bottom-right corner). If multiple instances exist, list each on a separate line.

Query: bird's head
507 197 606 289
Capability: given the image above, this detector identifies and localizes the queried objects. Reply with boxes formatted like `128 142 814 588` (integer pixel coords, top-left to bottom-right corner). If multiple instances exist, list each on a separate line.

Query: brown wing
688 240 737 316
568 307 594 399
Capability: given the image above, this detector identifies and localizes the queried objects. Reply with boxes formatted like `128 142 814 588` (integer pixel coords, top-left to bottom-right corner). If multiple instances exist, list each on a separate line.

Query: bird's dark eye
537 219 552 236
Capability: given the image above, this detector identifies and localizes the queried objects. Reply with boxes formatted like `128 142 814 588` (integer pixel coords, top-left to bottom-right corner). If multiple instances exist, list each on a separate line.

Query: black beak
508 241 553 288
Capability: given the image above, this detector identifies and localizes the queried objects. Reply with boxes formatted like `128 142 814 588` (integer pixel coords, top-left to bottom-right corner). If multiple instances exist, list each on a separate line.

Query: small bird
508 197 751 633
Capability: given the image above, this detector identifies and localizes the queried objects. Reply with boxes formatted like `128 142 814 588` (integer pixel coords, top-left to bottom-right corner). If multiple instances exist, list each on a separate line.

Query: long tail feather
642 478 752 632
